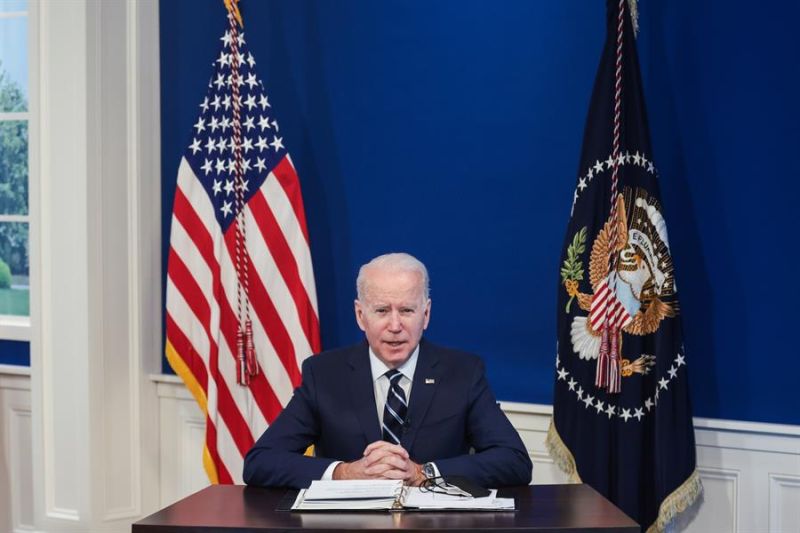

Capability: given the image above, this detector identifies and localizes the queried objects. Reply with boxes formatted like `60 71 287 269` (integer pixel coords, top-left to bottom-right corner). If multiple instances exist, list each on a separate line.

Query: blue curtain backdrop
8 0 795 426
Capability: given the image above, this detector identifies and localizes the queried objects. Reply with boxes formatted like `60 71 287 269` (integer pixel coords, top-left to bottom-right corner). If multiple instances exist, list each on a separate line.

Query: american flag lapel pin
425 378 435 384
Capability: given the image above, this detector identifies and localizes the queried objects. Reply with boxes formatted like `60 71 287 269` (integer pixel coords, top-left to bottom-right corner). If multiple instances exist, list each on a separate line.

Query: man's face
354 267 431 368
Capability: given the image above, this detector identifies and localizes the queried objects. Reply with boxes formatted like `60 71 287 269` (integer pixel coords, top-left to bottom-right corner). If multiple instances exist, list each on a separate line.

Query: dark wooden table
132 483 639 532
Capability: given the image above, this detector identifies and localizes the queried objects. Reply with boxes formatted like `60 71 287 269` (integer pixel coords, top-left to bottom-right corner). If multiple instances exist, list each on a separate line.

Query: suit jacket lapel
347 342 382 444
401 339 440 451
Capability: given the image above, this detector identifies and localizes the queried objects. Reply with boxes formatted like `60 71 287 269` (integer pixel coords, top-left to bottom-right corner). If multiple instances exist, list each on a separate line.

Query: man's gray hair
356 253 430 301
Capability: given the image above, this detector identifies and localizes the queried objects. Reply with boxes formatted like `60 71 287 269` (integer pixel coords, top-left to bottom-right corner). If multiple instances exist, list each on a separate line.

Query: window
0 0 30 343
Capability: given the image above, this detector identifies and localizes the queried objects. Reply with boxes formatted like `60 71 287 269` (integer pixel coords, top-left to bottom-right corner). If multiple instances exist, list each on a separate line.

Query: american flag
165 16 321 484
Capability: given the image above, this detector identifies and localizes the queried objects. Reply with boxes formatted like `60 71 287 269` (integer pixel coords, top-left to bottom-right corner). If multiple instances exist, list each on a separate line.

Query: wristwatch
422 462 436 480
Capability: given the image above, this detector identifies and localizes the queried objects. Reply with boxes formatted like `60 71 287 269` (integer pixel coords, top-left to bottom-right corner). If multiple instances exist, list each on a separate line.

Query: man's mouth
384 340 406 347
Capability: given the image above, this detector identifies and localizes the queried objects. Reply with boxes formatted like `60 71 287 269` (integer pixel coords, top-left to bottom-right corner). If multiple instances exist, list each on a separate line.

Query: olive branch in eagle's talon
561 226 587 313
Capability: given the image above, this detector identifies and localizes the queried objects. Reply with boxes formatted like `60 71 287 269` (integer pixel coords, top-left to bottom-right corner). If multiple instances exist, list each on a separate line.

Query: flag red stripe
223 227 302 386
208 359 256 455
247 190 321 352
247 367 285 424
173 187 217 272
272 156 311 244
168 248 214 332
204 419 234 484
166 313 209 392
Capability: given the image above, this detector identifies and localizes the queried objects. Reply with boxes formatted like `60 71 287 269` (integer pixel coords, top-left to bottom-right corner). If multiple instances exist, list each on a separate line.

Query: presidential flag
165 7 321 484
547 1 701 531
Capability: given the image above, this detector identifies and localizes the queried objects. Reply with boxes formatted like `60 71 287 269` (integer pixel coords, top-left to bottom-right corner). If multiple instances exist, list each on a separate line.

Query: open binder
290 480 515 511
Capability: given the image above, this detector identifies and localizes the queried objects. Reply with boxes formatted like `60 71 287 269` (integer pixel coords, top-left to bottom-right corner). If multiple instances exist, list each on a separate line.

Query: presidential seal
562 186 679 391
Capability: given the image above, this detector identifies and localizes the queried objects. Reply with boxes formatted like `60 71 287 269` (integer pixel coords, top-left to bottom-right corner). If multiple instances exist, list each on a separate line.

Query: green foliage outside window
0 258 10 289
0 62 29 277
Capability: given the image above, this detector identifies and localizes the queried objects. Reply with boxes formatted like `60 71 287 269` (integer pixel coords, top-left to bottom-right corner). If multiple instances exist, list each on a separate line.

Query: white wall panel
9 405 34 531
689 467 738 533
157 379 209 508
0 369 34 533
769 474 800 533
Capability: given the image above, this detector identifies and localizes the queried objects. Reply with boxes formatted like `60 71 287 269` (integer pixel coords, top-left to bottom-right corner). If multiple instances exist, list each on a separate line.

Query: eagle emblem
561 186 679 389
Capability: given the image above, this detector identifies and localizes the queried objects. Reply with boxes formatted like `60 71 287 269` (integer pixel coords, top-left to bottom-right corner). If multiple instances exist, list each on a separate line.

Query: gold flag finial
224 0 243 28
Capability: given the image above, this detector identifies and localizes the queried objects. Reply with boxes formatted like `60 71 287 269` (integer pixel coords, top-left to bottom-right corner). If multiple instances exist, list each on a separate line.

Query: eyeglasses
418 476 472 497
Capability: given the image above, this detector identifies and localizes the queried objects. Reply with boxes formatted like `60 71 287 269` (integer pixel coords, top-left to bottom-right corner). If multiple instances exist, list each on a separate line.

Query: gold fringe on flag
646 469 703 533
545 420 582 483
547 419 703 533
628 0 639 37
627 0 639 37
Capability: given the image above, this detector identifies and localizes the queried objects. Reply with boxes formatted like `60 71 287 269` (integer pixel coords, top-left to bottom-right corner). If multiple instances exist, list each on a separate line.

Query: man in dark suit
243 253 532 489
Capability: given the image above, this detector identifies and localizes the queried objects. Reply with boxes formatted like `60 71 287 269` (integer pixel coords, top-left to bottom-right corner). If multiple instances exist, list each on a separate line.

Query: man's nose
388 311 402 331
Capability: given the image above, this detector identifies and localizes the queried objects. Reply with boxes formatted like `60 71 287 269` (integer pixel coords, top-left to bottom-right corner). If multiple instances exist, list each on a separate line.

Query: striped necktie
382 369 408 444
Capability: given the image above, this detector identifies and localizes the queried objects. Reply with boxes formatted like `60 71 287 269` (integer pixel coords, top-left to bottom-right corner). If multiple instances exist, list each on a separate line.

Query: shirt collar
369 344 420 383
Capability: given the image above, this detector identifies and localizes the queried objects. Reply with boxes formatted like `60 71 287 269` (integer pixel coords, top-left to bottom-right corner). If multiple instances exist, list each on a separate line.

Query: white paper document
403 488 515 510
294 480 402 510
290 480 515 511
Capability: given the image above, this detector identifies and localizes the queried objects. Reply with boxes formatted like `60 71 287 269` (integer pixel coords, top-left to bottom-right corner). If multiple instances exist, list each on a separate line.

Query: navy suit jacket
243 339 532 488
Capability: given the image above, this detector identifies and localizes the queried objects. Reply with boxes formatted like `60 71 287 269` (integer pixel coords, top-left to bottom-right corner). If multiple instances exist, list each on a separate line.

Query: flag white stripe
170 217 215 298
177 160 224 253
262 172 319 315
166 278 212 365
210 406 246 484
166 278 218 419
244 197 314 360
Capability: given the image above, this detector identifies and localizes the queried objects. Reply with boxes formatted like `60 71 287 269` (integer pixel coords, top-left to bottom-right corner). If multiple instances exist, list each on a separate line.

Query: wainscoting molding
0 365 34 533
1 371 798 532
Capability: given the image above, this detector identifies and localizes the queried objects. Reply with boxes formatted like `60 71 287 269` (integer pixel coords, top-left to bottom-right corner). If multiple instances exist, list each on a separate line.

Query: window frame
0 3 35 342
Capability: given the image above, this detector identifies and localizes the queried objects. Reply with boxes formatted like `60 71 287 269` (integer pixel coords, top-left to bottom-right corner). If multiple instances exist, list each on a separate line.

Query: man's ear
354 299 367 332
423 299 431 330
